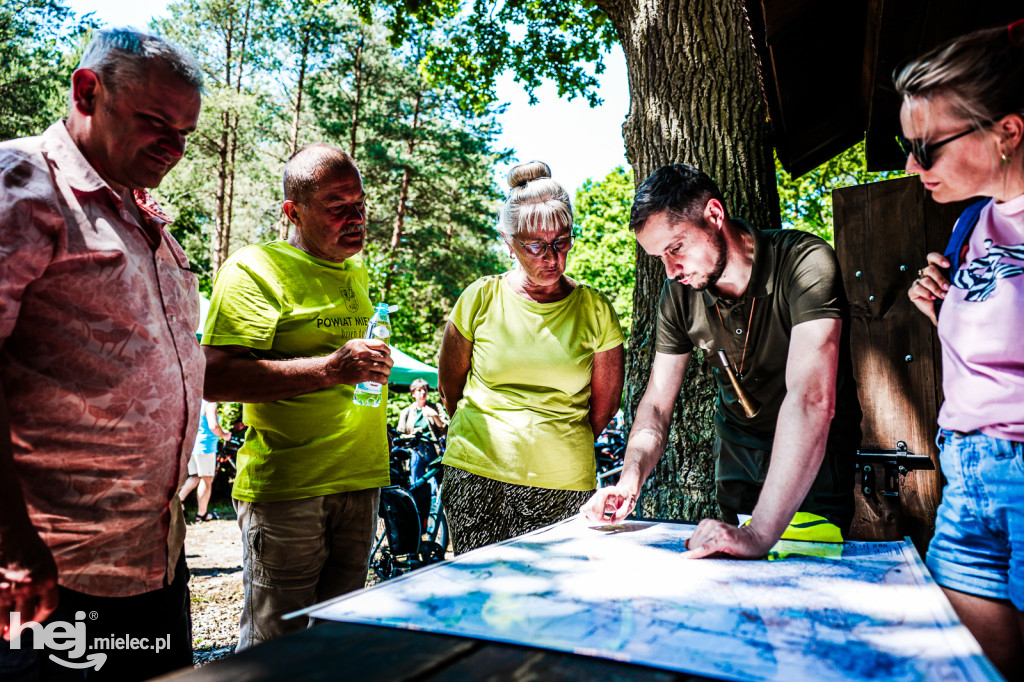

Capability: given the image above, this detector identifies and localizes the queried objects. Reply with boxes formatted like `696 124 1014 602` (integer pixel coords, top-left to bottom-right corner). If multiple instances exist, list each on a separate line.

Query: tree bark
349 34 364 158
210 0 253 272
595 0 780 522
280 28 311 240
222 0 252 266
383 89 422 299
212 11 235 274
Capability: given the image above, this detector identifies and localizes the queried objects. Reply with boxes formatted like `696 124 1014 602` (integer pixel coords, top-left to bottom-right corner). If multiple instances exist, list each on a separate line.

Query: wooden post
833 176 970 553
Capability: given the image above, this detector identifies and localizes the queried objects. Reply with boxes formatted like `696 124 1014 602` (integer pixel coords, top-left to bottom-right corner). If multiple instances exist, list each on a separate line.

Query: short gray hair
409 378 430 392
283 143 359 205
499 161 573 237
77 28 203 95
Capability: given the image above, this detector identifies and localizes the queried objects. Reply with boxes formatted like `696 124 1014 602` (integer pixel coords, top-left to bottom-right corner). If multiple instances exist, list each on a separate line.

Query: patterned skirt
440 465 594 555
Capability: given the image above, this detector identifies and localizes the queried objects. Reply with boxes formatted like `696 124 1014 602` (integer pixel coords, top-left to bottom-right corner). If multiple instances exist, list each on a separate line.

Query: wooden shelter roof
745 0 1021 176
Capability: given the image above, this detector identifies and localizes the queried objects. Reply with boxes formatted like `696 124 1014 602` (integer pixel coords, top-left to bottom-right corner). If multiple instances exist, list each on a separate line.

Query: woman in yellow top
438 161 625 554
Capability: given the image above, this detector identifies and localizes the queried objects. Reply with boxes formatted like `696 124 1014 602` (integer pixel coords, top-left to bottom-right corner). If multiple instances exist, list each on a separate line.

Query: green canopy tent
388 347 438 390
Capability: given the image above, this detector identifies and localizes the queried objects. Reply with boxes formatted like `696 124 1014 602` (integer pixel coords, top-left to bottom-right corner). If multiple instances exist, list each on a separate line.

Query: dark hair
629 164 725 233
283 143 359 205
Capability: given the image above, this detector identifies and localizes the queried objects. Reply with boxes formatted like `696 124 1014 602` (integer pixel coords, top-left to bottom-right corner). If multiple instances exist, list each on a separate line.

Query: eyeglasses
895 124 989 171
511 234 575 258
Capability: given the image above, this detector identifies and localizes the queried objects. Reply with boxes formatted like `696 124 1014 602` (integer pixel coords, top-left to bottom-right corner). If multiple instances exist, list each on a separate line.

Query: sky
67 0 630 196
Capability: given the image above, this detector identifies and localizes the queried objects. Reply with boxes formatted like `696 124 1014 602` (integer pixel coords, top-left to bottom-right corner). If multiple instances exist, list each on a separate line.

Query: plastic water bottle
353 302 391 407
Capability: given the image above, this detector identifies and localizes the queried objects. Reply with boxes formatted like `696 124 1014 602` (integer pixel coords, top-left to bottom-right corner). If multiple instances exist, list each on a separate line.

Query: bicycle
595 423 626 487
369 430 449 581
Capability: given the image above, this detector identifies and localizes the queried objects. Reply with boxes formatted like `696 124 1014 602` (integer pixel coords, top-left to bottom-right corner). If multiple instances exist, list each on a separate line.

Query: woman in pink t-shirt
898 20 1024 677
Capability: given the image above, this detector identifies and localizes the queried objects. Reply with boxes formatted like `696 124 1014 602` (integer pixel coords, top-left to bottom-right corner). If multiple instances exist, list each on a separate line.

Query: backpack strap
944 199 992 272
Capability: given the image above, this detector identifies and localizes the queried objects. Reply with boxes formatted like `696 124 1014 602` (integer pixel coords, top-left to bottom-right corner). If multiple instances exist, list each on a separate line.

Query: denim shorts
926 429 1024 609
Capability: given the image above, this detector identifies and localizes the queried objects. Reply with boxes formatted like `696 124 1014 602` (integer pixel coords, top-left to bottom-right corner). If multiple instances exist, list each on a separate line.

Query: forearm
0 385 53 583
588 359 623 438
588 344 625 438
748 391 833 542
618 402 672 494
618 351 687 493
438 382 463 416
204 352 340 403
0 406 39 547
204 404 228 439
438 323 472 417
588 401 618 441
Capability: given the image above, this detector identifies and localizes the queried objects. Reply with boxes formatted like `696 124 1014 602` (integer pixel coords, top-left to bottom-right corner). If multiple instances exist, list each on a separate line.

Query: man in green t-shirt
582 164 860 558
202 143 393 649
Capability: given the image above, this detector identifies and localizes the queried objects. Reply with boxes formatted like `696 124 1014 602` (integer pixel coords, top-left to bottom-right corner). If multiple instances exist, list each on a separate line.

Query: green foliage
304 15 509 362
166 205 216 295
775 141 903 242
353 0 617 115
385 390 413 427
217 402 243 429
154 0 285 264
566 166 636 335
153 1 507 364
0 0 95 140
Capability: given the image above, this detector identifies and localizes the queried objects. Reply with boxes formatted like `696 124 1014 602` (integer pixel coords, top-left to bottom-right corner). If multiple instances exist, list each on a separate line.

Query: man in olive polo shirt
582 164 860 558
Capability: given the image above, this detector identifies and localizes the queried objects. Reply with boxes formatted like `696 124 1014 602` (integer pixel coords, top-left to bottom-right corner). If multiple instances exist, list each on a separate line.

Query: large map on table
307 517 1001 681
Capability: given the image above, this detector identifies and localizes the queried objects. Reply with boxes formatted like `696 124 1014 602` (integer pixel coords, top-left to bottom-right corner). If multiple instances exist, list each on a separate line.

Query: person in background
179 400 230 522
0 28 203 679
398 378 447 440
898 20 1024 677
202 143 392 650
398 378 448 483
438 161 625 555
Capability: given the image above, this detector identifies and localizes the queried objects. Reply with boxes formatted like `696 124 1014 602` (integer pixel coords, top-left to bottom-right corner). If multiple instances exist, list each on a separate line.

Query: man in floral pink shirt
0 29 204 680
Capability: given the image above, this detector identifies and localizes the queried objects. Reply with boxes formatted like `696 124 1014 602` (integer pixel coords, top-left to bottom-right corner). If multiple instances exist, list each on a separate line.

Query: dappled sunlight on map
306 516 1002 681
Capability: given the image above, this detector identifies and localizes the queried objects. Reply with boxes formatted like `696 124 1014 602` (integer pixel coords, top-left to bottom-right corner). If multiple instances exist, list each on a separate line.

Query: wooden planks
157 623 702 681
833 176 968 552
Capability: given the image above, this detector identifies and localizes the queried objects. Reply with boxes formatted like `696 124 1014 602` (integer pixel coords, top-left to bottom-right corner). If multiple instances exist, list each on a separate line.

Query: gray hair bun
507 161 552 190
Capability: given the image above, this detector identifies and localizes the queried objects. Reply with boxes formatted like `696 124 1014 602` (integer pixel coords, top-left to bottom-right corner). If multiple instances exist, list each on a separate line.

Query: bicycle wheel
424 507 449 558
368 515 396 581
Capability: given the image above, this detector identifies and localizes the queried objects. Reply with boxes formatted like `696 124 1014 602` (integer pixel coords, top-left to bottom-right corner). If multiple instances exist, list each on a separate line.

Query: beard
680 227 728 291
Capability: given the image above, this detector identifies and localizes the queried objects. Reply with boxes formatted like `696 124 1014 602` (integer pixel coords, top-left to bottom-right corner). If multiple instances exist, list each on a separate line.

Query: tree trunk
212 12 235 274
280 28 311 240
221 0 252 266
222 111 240 267
596 0 780 522
290 31 310 156
349 34 364 158
383 89 422 299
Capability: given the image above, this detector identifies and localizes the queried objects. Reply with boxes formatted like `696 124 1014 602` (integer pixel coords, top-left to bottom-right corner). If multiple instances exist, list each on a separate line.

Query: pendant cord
714 298 756 377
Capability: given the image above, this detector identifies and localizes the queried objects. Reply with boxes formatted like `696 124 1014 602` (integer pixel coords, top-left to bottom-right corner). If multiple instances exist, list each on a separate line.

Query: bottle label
372 325 390 340
360 381 382 394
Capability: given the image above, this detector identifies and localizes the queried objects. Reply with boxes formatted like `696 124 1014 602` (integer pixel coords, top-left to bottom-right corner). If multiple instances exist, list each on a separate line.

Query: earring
1001 151 1011 166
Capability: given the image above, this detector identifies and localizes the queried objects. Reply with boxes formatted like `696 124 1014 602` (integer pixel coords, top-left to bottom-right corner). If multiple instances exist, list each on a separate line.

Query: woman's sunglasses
895 123 991 171
512 234 575 258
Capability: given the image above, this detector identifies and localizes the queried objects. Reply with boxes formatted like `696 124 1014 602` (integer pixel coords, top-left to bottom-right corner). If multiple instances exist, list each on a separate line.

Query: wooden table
159 622 709 681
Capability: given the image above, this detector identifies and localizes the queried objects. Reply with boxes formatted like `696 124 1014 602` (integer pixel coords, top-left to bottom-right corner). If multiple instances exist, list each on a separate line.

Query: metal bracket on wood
855 441 934 498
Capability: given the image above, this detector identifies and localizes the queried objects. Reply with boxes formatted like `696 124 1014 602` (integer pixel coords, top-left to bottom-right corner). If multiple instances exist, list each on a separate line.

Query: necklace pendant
735 372 743 381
